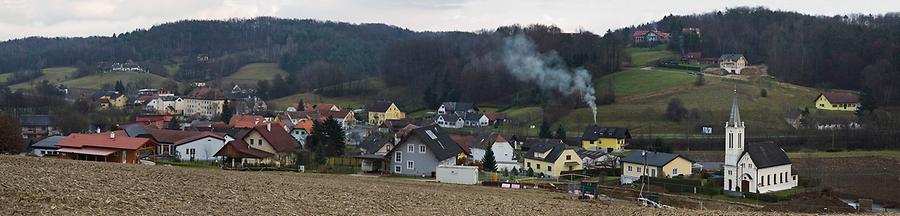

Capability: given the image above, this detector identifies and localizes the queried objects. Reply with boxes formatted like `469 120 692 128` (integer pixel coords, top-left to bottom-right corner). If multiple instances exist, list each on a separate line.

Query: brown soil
763 192 856 214
793 157 900 208
0 155 785 215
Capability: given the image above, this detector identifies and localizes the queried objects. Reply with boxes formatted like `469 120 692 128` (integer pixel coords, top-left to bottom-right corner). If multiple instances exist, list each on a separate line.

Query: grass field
0 72 11 83
595 68 695 96
9 67 78 90
61 72 173 90
627 44 676 66
268 93 365 111
224 63 288 82
787 150 900 159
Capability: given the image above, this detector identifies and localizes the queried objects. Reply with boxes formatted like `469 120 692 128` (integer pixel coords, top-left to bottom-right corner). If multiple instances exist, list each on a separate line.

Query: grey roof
359 135 388 154
441 102 478 113
719 54 744 62
367 101 395 112
524 141 571 163
31 136 65 149
728 92 741 127
123 124 151 138
620 150 693 167
741 142 792 169
464 113 485 122
19 114 51 127
405 124 463 160
576 149 608 159
439 113 461 122
582 125 631 140
522 138 565 151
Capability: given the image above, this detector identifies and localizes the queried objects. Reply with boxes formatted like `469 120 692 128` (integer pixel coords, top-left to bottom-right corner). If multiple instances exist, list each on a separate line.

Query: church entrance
741 180 750 193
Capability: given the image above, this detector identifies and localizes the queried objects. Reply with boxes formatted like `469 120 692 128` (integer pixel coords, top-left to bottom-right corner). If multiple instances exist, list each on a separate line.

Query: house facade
620 150 694 184
19 114 60 140
180 88 227 118
435 102 489 128
386 125 462 177
723 94 797 193
632 30 670 46
469 134 519 171
31 136 64 157
436 114 464 128
719 54 748 74
581 125 631 153
523 139 583 177
173 132 226 161
215 124 299 167
57 131 157 164
815 91 860 112
367 101 405 126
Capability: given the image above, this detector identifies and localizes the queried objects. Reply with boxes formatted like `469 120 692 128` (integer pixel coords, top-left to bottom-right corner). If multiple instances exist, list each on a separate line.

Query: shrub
760 88 768 97
666 98 688 122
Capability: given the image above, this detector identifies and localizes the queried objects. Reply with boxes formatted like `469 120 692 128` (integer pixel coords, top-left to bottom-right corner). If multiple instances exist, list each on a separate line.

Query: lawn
627 44 676 67
61 72 173 90
224 63 288 81
787 150 900 159
595 68 696 96
9 67 78 90
268 93 365 111
0 73 11 83
406 109 436 119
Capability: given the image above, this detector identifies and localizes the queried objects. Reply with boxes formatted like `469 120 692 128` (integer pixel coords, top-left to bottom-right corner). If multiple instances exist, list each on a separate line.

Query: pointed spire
728 86 741 127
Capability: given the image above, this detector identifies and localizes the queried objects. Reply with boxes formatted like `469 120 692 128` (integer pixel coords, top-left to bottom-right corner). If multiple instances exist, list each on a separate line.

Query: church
723 92 798 193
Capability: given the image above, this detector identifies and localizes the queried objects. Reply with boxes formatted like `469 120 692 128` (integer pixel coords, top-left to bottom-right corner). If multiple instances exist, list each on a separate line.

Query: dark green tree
0 115 25 153
555 125 567 140
666 98 688 122
114 80 125 92
760 89 768 97
297 99 306 111
526 167 535 177
482 149 497 172
322 116 347 157
511 167 519 176
858 87 878 116
219 100 233 122
538 121 553 139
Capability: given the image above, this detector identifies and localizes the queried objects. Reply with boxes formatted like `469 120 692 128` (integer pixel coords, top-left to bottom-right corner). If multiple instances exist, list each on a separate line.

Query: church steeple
728 88 742 128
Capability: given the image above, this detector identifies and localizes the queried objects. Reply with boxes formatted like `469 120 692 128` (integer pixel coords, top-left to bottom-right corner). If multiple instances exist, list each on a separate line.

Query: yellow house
619 150 694 184
367 101 405 126
97 92 128 109
523 139 583 177
582 125 631 153
815 91 860 112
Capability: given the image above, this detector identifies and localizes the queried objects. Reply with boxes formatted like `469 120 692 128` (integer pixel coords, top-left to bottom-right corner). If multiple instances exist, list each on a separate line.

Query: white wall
436 165 478 185
175 137 225 161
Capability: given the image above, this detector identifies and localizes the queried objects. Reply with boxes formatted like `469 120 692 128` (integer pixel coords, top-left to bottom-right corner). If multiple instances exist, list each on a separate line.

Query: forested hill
0 17 418 80
651 7 900 105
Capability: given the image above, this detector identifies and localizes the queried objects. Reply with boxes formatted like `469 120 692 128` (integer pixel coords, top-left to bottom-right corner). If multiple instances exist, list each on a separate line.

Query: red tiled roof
174 131 225 145
58 131 153 150
214 139 273 158
483 112 507 121
292 119 314 132
448 134 478 155
230 115 267 128
251 125 298 153
185 87 226 100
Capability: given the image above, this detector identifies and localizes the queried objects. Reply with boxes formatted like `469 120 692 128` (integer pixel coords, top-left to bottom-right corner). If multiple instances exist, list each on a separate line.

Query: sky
0 0 897 41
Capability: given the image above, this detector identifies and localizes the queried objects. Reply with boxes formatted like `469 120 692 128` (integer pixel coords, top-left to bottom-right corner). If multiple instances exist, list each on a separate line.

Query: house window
394 165 401 173
651 169 656 177
637 167 641 173
627 165 632 172
249 139 254 145
547 166 552 171
407 144 414 152
395 152 402 162
566 155 571 160
536 164 541 169
527 162 531 168
418 145 426 153
672 168 678 175
407 161 414 169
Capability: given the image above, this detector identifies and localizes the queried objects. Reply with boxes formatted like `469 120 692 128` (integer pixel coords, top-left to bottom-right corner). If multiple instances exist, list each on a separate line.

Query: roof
439 113 461 122
728 92 742 127
522 138 565 150
31 136 65 149
399 125 463 160
473 133 507 150
575 149 608 159
292 119 314 132
819 91 860 104
448 134 478 154
620 150 693 167
185 87 226 100
123 124 152 138
19 114 51 127
214 139 273 158
582 125 631 140
58 131 153 151
367 101 395 112
172 131 225 145
741 142 792 169
719 54 745 62
249 125 298 153
524 141 571 163
483 112 507 121
441 102 477 113
464 113 485 122
359 135 389 154
57 147 119 156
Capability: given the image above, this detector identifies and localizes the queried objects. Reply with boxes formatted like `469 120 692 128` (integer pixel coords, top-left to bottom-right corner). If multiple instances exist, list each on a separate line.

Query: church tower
723 89 745 191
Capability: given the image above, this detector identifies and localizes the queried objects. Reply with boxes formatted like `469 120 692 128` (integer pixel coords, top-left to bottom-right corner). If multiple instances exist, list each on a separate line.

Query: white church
723 92 798 193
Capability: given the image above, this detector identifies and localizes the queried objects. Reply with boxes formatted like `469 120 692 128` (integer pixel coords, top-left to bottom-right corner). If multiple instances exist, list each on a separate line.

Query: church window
729 134 733 148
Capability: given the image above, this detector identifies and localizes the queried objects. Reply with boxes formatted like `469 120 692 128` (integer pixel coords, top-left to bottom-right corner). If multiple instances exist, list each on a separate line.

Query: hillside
221 63 289 86
8 67 77 90
0 155 743 215
60 72 176 90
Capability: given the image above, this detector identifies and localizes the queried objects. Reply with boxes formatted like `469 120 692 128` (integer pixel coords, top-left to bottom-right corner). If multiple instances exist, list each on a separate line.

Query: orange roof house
57 131 157 164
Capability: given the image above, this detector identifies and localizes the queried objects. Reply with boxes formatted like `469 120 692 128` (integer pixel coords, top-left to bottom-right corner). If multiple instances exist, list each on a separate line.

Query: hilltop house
19 114 60 139
814 90 861 112
632 30 670 46
620 150 694 184
723 92 797 193
367 101 405 126
468 133 519 171
31 136 65 157
215 124 300 167
719 54 748 74
682 52 702 64
385 125 463 177
581 125 631 153
523 139 583 177
57 131 157 164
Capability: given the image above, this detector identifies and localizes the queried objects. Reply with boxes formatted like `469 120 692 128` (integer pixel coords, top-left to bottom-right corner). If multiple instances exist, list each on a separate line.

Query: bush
694 73 706 86
743 192 789 202
760 89 768 97
666 98 688 122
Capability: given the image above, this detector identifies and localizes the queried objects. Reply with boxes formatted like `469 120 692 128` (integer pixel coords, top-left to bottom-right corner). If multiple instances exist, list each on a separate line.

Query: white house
174 132 226 161
719 54 748 74
469 134 520 171
435 102 489 128
30 136 64 157
723 92 797 193
436 113 464 128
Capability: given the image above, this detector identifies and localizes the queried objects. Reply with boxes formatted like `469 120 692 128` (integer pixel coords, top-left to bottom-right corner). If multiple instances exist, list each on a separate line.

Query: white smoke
501 34 598 123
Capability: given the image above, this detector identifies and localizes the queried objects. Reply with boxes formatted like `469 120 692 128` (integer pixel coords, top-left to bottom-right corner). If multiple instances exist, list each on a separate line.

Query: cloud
0 0 897 41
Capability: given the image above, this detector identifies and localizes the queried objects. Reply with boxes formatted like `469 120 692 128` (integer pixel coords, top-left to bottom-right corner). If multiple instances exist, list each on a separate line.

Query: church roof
728 91 742 127
741 142 792 169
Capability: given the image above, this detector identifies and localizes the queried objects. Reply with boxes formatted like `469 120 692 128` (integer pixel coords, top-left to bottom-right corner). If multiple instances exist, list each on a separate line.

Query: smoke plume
501 34 598 123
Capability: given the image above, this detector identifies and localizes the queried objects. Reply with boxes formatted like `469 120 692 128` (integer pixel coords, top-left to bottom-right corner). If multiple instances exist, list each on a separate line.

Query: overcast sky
0 0 897 41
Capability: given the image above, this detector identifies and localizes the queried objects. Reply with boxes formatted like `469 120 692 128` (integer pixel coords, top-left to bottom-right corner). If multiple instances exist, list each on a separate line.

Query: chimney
110 132 116 139
267 123 271 131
